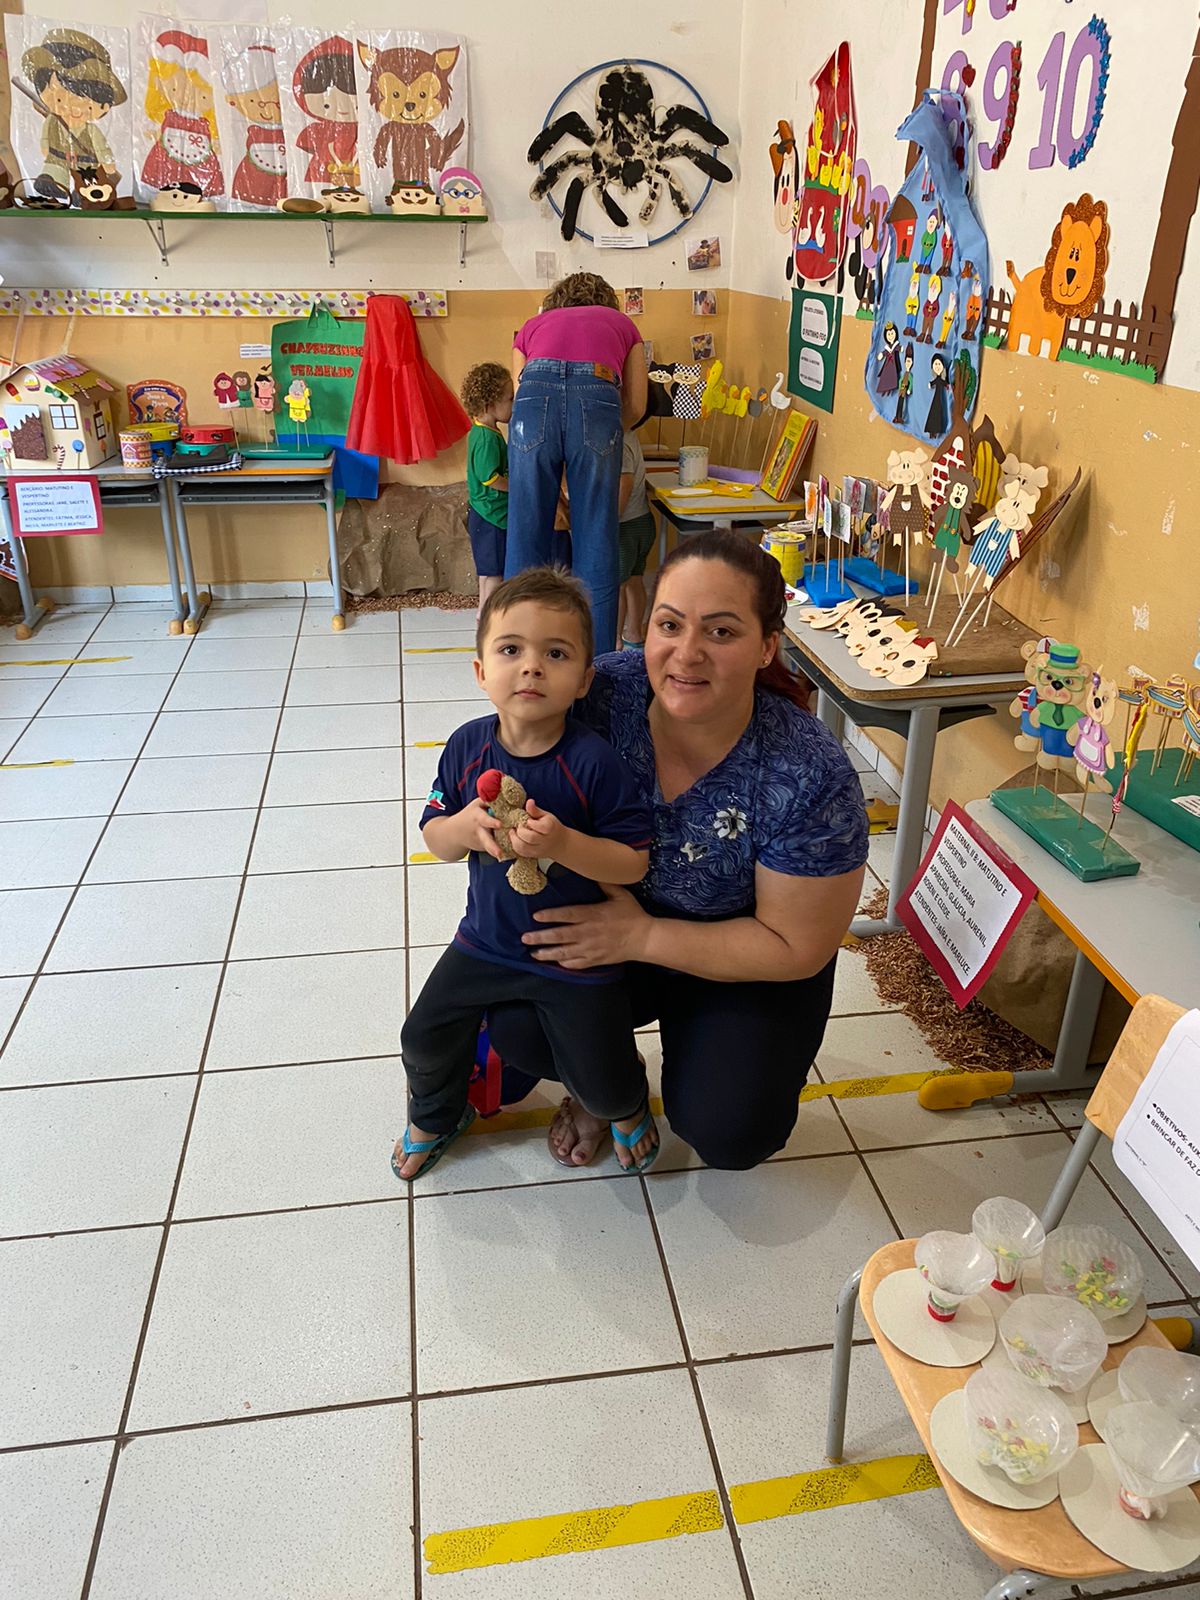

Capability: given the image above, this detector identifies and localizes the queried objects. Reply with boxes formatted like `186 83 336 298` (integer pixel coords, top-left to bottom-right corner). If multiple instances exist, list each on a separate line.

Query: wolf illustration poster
355 31 467 211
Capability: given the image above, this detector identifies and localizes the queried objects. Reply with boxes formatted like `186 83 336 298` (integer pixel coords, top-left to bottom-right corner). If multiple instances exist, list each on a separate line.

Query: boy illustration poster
7 19 133 204
279 33 360 190
137 22 223 199
356 32 467 207
222 36 286 210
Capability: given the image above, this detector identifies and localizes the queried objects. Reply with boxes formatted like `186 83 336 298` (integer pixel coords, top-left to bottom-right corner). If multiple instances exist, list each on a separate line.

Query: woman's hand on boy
510 798 565 861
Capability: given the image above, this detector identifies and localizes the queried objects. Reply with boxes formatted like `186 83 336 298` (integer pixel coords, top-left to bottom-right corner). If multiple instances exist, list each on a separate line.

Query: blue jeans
505 359 623 653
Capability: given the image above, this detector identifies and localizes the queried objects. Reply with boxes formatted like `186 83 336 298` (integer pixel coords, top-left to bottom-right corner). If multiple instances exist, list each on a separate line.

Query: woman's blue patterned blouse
578 652 869 918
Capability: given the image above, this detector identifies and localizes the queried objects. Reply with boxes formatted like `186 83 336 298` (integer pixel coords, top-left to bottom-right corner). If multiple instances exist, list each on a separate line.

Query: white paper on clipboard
1113 1009 1200 1272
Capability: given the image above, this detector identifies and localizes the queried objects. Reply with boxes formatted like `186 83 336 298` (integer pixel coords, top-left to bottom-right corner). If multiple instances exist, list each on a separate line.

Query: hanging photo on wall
134 18 223 204
865 91 990 444
275 29 361 198
5 16 134 208
218 29 287 212
793 43 856 284
354 31 468 215
788 286 841 413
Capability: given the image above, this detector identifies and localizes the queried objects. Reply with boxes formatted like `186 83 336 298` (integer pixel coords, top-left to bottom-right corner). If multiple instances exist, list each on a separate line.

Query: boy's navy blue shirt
421 714 652 984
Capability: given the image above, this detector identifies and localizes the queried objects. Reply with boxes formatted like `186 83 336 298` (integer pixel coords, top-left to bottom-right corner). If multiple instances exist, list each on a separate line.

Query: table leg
324 469 345 631
3 497 54 639
171 482 211 635
157 482 186 636
815 689 845 743
825 1267 862 1463
851 702 938 939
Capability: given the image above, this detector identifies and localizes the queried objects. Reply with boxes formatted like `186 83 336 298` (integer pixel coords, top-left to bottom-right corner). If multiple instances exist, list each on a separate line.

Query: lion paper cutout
1006 194 1110 363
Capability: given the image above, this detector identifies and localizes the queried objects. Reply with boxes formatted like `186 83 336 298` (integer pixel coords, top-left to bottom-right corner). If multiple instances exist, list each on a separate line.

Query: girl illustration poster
275 31 360 195
6 17 134 204
221 33 286 211
355 31 468 211
136 20 222 200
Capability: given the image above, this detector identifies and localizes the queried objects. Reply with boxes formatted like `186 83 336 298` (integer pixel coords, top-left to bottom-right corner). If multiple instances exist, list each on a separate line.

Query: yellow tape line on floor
731 1452 942 1524
0 759 74 769
404 645 475 654
424 1454 940 1574
0 655 131 666
465 1071 956 1137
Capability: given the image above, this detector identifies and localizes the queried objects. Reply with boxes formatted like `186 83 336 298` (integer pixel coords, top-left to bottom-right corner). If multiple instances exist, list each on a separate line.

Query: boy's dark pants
402 945 646 1134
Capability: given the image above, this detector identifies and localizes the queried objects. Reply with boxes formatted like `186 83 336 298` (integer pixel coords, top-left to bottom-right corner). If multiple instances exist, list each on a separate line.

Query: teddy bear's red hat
476 768 503 804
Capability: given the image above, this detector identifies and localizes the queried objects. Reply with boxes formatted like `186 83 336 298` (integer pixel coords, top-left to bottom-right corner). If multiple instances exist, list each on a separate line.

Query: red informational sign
9 475 103 538
897 800 1037 1009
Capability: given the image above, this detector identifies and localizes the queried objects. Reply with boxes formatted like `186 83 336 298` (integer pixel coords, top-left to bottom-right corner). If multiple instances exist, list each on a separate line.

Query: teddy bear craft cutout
1009 639 1094 802
477 769 546 896
358 41 465 192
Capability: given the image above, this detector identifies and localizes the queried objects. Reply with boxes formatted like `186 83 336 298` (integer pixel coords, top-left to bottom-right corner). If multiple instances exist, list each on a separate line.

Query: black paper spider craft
528 63 733 242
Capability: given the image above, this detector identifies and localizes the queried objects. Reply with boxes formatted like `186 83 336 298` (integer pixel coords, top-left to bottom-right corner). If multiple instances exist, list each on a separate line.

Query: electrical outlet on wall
535 251 557 280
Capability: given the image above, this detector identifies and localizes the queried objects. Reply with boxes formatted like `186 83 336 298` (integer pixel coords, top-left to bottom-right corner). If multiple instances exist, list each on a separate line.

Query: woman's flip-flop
547 1097 609 1169
392 1104 477 1182
612 1106 660 1175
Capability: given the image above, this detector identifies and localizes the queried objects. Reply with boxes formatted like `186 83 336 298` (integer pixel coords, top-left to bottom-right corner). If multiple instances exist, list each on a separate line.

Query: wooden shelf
0 207 489 267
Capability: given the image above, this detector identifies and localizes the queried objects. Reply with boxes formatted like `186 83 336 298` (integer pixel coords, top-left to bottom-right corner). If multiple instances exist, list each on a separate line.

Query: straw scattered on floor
859 887 1052 1076
350 591 476 613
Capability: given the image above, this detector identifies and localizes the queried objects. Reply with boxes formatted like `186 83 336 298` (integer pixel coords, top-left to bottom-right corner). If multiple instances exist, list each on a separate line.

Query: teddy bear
476 768 546 895
1029 640 1091 772
1010 636 1054 754
1068 670 1118 792
73 166 137 212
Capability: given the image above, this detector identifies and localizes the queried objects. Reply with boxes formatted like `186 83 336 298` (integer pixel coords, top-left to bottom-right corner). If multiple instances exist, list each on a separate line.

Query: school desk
164 453 343 634
0 462 185 638
916 794 1200 1115
783 600 1026 942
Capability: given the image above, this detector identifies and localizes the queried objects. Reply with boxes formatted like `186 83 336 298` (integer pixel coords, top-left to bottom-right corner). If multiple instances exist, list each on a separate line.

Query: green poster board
787 287 842 414
271 304 366 436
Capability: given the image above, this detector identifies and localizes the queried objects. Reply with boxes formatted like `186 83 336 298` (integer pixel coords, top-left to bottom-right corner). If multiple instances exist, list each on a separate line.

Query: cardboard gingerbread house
0 356 118 470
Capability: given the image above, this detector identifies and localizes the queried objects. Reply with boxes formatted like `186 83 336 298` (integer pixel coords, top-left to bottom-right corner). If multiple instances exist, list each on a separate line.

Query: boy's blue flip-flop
612 1106 660 1175
392 1104 477 1183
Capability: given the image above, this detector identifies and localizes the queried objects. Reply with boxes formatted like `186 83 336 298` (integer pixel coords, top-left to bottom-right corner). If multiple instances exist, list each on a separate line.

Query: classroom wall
725 0 1200 812
6 287 723 589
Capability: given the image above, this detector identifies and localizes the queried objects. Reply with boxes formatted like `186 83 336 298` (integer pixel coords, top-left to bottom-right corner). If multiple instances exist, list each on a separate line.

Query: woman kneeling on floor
489 530 869 1170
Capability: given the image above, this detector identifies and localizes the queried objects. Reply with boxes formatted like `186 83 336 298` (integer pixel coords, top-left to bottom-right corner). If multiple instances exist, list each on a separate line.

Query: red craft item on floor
345 295 469 464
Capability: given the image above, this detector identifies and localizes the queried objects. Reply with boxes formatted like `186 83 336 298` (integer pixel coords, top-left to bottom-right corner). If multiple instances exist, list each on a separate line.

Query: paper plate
1060 1443 1200 1570
930 1391 1062 1510
873 1267 996 1367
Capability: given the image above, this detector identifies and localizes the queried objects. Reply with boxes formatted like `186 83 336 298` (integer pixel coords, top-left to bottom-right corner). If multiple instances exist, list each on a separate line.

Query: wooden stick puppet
1069 670 1118 829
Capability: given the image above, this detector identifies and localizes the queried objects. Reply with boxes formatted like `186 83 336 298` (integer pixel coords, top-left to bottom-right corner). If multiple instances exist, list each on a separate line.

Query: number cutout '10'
1029 18 1110 171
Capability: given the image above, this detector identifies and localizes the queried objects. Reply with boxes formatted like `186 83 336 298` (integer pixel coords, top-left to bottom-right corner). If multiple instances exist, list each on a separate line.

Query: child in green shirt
461 363 514 611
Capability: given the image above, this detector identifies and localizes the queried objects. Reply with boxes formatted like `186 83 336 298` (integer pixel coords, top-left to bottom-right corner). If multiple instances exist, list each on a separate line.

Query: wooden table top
861 1239 1189 1582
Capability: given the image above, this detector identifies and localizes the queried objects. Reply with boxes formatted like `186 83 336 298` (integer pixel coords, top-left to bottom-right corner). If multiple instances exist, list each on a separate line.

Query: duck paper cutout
866 91 989 444
793 44 856 285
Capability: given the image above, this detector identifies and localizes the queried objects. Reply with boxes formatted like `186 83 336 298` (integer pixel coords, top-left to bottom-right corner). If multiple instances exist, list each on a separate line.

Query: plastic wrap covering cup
1105 1401 1200 1520
973 1197 1047 1292
1042 1225 1146 1322
1000 1293 1108 1393
965 1367 1079 1484
1119 1349 1200 1430
915 1230 996 1322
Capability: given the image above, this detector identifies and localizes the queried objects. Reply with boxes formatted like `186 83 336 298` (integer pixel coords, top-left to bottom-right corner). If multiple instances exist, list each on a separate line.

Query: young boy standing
461 362 513 612
394 568 659 1181
616 424 657 647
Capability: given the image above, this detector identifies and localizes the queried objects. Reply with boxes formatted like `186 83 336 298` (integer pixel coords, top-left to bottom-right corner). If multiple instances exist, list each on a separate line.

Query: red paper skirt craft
345 296 469 464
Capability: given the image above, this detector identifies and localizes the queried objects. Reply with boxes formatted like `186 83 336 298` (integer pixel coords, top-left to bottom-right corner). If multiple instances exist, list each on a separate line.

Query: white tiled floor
2 599 1196 1600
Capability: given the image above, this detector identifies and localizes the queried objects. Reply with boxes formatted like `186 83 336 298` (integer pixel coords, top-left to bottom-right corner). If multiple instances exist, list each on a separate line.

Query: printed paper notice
897 801 1037 1008
1114 1010 1200 1271
11 476 101 536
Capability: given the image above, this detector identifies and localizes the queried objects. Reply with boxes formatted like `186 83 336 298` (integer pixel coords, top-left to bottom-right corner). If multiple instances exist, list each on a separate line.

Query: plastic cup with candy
1041 1225 1145 1322
1118 1348 1200 1430
1104 1401 1200 1520
915 1230 996 1322
965 1367 1078 1484
1000 1293 1108 1393
973 1197 1046 1292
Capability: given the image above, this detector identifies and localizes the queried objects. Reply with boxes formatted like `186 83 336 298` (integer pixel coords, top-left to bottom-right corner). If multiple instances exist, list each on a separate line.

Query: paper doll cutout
286 378 311 423
875 321 900 395
924 352 951 437
894 344 915 427
359 39 464 192
140 24 222 199
224 37 286 210
1069 671 1118 799
252 369 276 410
438 166 485 216
15 26 128 204
291 35 359 188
